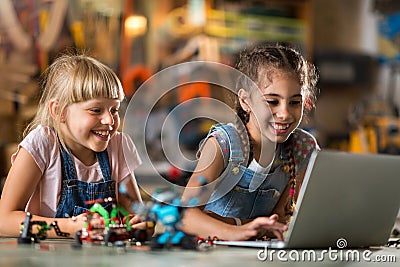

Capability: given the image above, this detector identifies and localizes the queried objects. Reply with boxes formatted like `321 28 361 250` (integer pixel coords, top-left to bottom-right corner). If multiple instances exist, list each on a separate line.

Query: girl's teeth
273 124 289 130
95 131 109 136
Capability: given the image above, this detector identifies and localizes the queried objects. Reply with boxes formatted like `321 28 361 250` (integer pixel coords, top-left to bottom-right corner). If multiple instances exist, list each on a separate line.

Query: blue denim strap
210 123 245 165
95 149 112 181
207 124 247 203
56 145 115 218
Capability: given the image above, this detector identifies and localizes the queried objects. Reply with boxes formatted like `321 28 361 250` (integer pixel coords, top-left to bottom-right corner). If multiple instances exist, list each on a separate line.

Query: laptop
214 150 400 249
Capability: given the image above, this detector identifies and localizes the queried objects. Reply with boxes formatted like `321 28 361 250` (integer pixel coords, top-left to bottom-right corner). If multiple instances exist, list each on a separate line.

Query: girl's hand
232 214 288 241
69 213 87 233
128 214 149 229
128 214 155 239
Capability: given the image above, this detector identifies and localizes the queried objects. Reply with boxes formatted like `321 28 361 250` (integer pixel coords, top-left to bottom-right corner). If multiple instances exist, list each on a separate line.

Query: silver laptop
214 150 400 249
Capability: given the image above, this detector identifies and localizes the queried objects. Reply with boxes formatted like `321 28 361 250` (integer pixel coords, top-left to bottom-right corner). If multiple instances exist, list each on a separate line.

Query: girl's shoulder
14 125 59 172
197 123 238 167
22 125 58 149
208 123 239 140
208 123 238 146
291 128 320 165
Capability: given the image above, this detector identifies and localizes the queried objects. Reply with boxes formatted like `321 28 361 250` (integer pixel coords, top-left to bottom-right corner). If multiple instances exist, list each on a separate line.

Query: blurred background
1 0 400 191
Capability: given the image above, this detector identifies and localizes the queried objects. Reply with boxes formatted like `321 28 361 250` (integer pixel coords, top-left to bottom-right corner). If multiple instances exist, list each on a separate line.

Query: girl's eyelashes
89 108 101 114
265 99 279 105
289 99 303 105
264 99 303 106
88 107 119 115
110 108 119 115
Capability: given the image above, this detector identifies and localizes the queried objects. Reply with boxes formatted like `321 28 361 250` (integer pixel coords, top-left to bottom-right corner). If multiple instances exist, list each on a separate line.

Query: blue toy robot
119 177 207 250
146 188 198 249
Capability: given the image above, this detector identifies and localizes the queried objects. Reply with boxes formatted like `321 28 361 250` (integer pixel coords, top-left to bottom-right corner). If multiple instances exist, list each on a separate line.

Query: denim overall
204 124 290 219
54 147 116 218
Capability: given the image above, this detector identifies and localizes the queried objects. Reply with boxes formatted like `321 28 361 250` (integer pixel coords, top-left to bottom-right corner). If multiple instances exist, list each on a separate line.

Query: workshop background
1 0 400 193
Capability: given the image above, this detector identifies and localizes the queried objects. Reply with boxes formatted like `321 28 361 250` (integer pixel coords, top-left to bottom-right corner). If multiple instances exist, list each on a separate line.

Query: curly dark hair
235 43 319 112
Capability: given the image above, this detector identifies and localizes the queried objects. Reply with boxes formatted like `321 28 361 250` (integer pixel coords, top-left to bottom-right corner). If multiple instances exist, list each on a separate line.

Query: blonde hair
24 53 125 148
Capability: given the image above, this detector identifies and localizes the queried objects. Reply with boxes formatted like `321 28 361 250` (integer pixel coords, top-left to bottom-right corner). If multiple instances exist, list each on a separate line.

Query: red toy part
167 165 182 181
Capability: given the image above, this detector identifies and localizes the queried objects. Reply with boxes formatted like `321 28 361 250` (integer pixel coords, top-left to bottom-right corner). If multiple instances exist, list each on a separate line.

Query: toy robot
146 188 197 249
74 198 148 246
120 177 207 250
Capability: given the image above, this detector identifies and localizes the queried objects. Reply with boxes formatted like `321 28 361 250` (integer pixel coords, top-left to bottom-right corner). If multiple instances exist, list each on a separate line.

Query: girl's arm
0 148 84 238
180 137 287 241
182 137 225 204
117 174 142 209
117 175 155 238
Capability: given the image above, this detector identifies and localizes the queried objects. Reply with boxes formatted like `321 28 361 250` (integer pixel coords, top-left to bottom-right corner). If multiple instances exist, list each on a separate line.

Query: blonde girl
0 54 147 238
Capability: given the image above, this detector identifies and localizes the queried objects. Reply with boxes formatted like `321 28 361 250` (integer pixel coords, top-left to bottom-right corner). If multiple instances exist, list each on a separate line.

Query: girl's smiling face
60 97 121 161
241 68 304 145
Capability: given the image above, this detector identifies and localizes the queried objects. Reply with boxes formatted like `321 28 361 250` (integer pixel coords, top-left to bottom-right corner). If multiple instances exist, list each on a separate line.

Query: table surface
0 238 399 267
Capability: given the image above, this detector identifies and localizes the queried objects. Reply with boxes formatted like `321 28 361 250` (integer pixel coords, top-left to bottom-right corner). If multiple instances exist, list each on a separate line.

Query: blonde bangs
70 58 124 103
